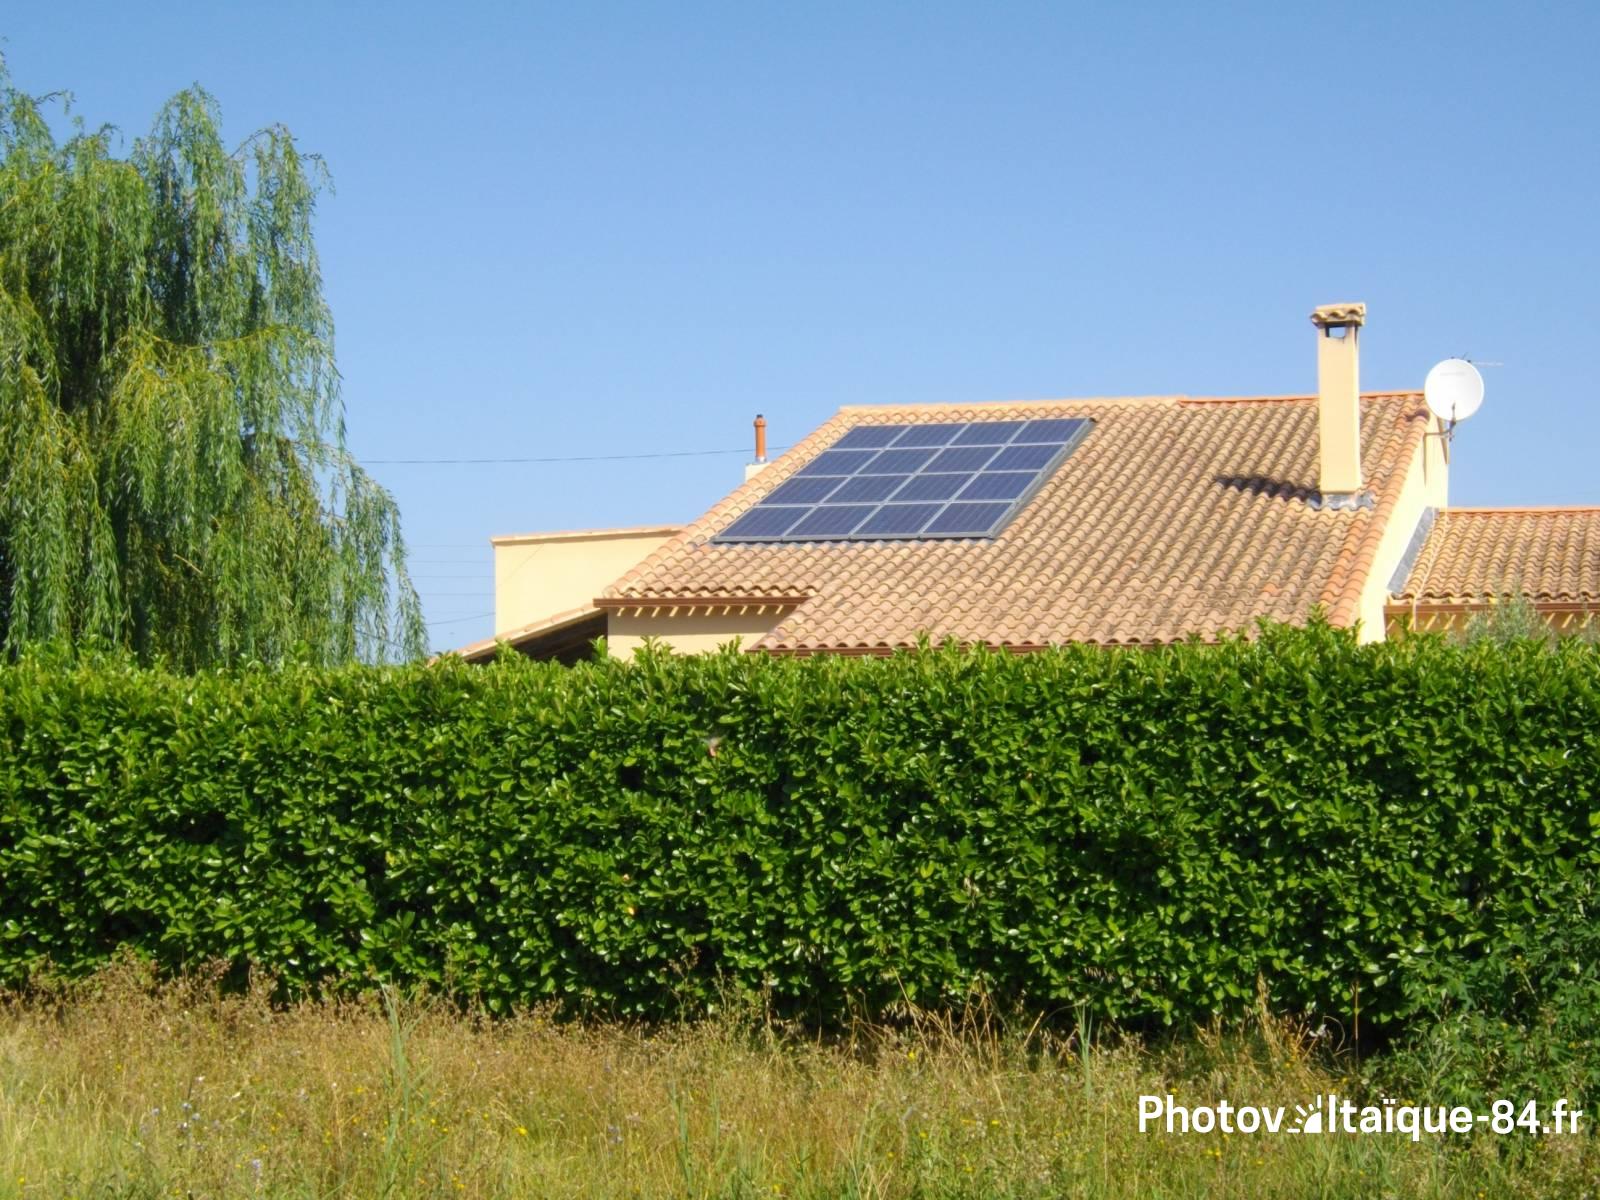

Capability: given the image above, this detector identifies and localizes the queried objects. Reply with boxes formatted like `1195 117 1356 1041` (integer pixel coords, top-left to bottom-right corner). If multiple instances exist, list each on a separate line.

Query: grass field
1 965 1595 1199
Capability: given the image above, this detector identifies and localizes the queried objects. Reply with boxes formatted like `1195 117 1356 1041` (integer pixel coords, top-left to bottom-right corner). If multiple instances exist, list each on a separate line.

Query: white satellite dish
1424 358 1486 424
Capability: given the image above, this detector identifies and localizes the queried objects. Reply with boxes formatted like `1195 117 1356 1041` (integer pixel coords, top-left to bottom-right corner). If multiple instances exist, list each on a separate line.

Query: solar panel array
715 417 1093 543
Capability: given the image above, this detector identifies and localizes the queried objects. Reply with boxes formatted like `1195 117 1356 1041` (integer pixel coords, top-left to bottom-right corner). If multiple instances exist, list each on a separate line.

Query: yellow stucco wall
1316 324 1364 495
1384 606 1597 639
606 610 789 656
1355 413 1450 642
491 527 680 635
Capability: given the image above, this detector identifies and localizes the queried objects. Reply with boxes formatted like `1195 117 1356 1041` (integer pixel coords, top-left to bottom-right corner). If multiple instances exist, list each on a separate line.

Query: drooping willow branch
0 60 423 666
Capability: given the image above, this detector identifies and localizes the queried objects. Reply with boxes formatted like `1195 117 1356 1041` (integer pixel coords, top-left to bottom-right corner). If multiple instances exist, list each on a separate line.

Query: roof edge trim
442 606 606 663
1437 506 1600 515
1387 506 1438 595
596 594 809 610
490 525 683 546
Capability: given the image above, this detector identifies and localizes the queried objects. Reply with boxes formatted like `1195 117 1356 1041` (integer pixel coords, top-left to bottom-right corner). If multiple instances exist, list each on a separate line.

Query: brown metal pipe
754 414 767 463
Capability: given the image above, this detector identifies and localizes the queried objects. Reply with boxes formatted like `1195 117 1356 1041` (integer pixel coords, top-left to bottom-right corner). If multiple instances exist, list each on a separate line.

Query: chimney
1310 302 1366 502
743 414 770 482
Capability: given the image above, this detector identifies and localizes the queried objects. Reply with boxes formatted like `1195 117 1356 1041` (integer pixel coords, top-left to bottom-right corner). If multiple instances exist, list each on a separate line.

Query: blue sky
6 3 1597 650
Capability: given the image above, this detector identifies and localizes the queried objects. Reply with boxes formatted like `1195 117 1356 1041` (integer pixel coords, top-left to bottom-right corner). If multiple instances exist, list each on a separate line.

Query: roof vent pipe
744 414 771 482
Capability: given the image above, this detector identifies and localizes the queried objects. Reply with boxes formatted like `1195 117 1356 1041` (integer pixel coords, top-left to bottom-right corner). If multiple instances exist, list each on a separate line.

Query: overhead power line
426 611 495 627
367 444 792 466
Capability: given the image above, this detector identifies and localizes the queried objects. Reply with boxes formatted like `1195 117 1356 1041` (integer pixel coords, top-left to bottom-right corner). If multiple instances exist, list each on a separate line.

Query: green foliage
0 59 423 666
1369 898 1600 1107
1458 594 1557 646
2 623 1599 1038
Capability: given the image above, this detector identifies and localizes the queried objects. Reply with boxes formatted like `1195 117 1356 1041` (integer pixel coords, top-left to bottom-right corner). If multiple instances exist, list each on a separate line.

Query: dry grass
1 963 1597 1198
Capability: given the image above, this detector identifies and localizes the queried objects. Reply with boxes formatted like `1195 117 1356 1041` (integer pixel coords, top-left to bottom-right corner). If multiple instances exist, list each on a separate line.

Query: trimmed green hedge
2 624 1598 1031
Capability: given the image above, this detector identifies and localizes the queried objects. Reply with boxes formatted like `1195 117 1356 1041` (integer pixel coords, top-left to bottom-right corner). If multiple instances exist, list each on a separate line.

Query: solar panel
891 423 967 448
891 473 968 502
955 471 1036 501
763 476 845 505
861 448 939 475
788 504 875 538
720 506 809 539
855 503 943 536
926 445 1001 473
988 443 1061 472
797 450 879 477
926 502 1012 535
829 474 909 503
714 416 1093 543
834 425 907 449
951 420 1026 446
1018 418 1086 442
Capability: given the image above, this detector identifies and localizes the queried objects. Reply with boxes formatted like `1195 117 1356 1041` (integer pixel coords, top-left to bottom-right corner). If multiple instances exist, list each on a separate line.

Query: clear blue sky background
6 3 1597 651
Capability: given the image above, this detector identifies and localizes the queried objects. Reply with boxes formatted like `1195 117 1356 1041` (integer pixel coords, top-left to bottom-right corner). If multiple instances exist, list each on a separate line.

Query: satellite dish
1424 358 1485 424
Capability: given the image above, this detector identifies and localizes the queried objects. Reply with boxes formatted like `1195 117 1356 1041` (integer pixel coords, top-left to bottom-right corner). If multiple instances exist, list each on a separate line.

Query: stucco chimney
1310 302 1366 501
744 414 770 482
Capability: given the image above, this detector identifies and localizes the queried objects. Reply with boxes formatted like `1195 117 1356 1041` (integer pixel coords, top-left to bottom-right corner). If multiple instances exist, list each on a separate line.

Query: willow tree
0 66 424 667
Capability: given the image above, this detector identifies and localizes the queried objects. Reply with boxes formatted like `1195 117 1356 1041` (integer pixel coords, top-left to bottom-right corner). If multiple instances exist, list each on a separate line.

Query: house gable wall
492 527 679 635
606 609 791 656
1357 414 1449 641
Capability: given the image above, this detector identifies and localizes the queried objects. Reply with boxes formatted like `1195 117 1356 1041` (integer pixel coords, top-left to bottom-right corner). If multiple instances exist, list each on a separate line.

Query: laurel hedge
1 623 1598 1032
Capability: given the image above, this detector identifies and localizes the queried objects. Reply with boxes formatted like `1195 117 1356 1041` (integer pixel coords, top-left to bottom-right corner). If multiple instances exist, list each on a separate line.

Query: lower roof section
1392 507 1600 606
450 606 607 665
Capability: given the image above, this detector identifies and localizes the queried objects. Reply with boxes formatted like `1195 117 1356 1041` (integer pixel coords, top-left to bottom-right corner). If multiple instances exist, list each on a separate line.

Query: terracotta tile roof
601 394 1432 651
1393 507 1600 605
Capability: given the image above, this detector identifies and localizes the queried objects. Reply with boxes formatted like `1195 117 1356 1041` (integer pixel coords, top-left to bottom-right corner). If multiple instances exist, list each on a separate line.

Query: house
454 303 1600 661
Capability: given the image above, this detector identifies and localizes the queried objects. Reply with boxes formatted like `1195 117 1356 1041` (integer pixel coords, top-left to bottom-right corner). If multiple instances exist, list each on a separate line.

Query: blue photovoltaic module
715 417 1092 543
